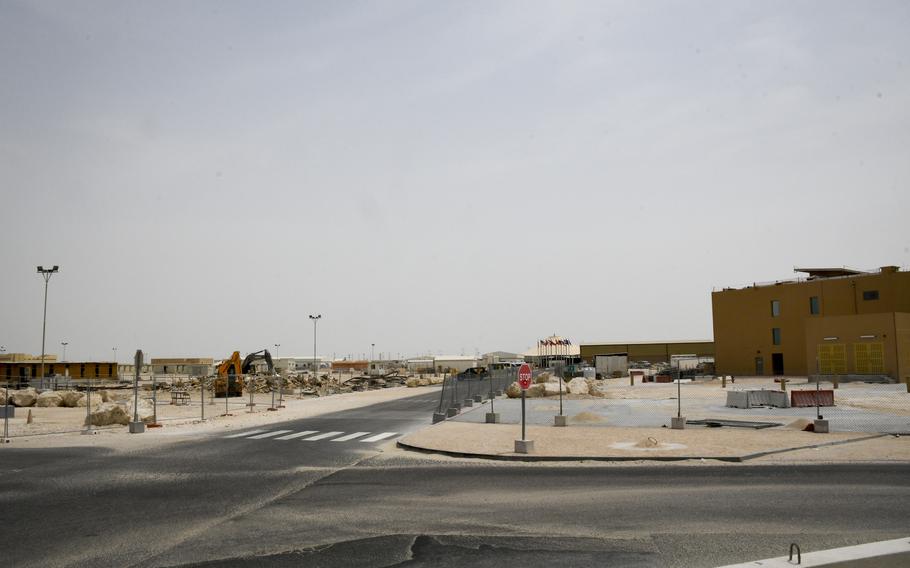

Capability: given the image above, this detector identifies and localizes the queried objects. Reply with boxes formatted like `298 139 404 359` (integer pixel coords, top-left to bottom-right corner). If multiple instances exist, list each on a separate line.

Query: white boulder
406 377 420 388
567 377 589 395
10 388 38 407
543 381 564 396
126 399 156 423
36 391 64 407
86 402 131 426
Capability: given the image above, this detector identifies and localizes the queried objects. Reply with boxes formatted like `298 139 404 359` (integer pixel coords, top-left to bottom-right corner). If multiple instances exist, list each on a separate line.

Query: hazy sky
2 1 909 362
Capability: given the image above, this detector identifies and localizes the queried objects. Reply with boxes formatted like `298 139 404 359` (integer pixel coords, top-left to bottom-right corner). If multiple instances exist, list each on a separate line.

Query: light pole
371 343 375 361
112 347 117 362
37 265 59 380
273 343 280 358
61 342 68 362
308 314 321 374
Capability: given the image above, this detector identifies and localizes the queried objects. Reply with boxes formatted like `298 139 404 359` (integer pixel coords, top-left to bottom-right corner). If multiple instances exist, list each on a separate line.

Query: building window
772 328 781 345
809 296 820 315
862 290 879 301
94 364 100 376
108 364 114 376
80 364 85 377
771 300 781 317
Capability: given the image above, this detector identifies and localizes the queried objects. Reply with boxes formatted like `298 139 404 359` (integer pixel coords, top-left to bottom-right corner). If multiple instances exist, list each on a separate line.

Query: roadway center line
331 432 370 442
303 431 345 441
224 430 267 438
274 431 318 440
247 430 294 439
360 432 397 442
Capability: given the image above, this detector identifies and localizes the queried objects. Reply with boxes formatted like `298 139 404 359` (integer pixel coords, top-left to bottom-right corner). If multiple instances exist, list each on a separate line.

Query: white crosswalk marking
274 430 317 440
360 432 397 443
247 430 293 439
303 431 344 441
331 432 370 442
224 429 267 438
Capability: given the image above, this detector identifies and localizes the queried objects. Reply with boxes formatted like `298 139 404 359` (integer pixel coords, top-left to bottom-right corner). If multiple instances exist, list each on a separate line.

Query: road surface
1 389 907 567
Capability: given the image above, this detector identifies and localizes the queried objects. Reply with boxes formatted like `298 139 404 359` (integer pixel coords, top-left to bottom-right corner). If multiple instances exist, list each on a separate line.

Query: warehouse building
712 266 910 381
579 341 715 375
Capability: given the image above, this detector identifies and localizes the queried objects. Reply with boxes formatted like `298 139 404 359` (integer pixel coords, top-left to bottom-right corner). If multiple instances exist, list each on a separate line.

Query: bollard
630 375 634 386
721 375 726 388
906 377 910 393
200 378 206 422
833 377 839 389
780 378 787 392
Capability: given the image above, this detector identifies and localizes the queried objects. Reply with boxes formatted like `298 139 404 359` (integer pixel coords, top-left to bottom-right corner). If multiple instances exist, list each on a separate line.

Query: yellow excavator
213 350 275 397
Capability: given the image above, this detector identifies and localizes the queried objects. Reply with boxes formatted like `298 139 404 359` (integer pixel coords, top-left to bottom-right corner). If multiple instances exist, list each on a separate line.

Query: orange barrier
791 390 834 407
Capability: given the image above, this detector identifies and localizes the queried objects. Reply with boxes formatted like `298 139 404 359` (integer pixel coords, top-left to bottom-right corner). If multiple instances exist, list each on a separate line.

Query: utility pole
37 265 59 380
61 342 68 362
308 315 322 374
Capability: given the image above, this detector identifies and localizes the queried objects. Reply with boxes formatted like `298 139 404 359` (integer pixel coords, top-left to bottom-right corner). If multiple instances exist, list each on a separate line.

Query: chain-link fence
0 372 324 439
437 373 910 434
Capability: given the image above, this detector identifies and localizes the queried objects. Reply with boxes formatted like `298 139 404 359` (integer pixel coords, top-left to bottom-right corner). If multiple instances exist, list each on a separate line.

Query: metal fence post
2 383 10 443
82 375 94 435
200 377 206 422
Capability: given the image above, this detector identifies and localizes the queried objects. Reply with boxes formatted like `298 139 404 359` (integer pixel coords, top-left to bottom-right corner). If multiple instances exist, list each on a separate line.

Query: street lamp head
37 265 59 274
309 314 322 321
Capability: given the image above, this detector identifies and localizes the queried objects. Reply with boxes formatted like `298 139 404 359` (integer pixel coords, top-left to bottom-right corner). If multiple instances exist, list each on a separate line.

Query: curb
396 432 892 463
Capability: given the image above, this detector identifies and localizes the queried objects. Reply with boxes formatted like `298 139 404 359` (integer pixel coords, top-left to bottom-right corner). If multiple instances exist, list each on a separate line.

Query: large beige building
712 266 910 380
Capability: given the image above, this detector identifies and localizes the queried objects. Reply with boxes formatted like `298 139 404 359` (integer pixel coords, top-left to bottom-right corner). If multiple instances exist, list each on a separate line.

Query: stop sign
518 363 533 390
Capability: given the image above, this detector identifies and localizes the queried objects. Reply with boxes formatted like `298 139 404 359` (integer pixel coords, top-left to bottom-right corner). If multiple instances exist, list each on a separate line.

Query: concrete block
0 405 15 419
432 413 447 424
473 395 483 403
725 391 750 409
485 412 500 424
446 407 458 418
671 416 686 430
554 415 568 427
814 418 830 433
495 390 503 397
514 439 534 454
463 398 473 407
128 421 146 434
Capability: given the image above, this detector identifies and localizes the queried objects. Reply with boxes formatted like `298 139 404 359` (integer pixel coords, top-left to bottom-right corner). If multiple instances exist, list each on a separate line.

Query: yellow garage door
817 344 847 374
854 342 884 374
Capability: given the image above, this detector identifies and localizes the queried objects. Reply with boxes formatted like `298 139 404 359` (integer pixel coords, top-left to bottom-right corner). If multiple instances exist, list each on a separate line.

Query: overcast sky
1 0 908 362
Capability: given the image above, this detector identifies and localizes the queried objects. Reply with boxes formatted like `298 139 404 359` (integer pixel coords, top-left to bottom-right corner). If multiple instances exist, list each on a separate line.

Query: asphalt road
1 390 908 568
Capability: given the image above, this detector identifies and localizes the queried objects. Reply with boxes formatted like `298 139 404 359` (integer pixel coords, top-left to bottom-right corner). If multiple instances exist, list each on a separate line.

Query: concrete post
780 378 787 392
721 375 726 388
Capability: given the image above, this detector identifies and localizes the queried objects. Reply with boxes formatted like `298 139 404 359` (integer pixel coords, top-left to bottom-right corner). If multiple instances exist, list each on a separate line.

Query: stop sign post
518 363 532 390
515 363 534 453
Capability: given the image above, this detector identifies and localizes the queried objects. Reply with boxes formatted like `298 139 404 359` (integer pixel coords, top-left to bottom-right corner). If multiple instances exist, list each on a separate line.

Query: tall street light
37 265 59 380
371 343 375 361
61 342 68 362
274 343 280 358
308 315 321 373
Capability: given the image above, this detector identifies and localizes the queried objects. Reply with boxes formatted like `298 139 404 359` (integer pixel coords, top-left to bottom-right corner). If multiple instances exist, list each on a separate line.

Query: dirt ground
0 383 439 450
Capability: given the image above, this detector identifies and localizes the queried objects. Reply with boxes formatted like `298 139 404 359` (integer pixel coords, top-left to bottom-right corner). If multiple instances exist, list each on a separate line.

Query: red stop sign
518 363 532 390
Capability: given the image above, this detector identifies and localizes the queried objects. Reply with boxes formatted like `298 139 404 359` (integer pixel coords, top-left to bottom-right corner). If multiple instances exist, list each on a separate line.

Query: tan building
1 353 118 385
151 357 214 376
712 266 910 380
579 341 715 365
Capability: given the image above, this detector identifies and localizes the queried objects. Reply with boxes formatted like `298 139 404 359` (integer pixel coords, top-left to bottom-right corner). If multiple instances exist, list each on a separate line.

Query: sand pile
785 418 813 431
572 412 606 423
635 436 660 448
